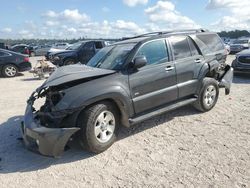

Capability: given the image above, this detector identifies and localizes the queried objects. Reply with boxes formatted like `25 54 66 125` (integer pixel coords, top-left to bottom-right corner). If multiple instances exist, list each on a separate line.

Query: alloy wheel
94 111 115 143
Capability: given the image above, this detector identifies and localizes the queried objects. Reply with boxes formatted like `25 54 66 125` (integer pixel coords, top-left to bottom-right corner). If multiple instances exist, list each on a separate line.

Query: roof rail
122 28 208 40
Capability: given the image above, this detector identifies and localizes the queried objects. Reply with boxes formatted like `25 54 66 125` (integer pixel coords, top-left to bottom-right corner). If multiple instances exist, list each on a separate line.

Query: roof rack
122 28 208 40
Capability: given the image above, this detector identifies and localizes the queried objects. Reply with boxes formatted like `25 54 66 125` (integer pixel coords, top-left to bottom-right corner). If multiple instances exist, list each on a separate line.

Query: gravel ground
0 55 249 188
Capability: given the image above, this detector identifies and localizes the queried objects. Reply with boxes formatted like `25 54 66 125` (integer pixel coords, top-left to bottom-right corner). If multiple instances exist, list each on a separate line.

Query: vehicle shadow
21 77 44 81
0 105 198 174
233 73 250 84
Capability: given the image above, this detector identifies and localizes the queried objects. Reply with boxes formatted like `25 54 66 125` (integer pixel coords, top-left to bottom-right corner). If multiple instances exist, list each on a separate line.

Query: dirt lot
0 55 249 187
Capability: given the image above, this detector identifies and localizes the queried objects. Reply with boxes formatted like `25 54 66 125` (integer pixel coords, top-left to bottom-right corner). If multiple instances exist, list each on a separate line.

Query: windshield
233 40 249 44
87 43 135 70
66 42 85 50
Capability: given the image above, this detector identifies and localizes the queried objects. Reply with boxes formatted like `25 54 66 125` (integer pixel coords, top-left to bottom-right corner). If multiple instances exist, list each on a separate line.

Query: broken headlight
50 91 65 106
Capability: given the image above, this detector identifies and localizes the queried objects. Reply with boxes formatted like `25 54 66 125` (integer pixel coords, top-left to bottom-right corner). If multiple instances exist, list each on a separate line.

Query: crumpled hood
40 64 116 88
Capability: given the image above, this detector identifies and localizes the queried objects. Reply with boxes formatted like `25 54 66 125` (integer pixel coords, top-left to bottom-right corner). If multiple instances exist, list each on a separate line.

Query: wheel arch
198 60 220 80
76 97 131 128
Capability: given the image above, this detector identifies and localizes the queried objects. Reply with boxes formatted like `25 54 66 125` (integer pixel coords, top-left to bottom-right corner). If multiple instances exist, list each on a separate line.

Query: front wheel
77 102 119 153
193 78 219 112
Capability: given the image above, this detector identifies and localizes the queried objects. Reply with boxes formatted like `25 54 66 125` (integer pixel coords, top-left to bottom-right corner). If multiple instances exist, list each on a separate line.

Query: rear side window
83 42 94 50
188 38 200 56
136 39 169 65
169 36 192 60
95 42 103 49
196 34 224 52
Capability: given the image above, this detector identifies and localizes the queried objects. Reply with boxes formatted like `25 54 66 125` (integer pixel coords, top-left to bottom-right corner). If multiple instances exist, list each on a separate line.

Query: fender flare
196 60 220 93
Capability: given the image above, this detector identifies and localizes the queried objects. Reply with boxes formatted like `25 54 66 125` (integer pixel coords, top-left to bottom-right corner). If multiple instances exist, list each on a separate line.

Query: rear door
168 36 204 98
129 39 178 114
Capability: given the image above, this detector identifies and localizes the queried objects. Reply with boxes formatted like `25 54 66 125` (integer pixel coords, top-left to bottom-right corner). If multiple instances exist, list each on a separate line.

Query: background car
232 49 250 74
0 49 31 77
230 38 250 53
34 45 52 56
10 44 36 57
45 43 71 60
49 40 106 66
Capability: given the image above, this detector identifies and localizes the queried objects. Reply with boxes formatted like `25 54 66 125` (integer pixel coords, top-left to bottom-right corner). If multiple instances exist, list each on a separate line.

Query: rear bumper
218 65 234 95
21 104 80 157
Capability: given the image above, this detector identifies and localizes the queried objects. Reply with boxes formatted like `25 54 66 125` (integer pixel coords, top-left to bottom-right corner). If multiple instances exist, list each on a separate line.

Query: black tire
63 59 75 66
193 77 219 112
2 64 18 77
77 101 120 153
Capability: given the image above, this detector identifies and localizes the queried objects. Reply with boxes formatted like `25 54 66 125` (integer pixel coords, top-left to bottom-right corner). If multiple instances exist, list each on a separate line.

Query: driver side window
135 39 169 65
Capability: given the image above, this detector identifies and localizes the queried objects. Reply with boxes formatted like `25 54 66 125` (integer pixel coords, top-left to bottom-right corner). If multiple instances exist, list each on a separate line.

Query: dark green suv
21 29 233 157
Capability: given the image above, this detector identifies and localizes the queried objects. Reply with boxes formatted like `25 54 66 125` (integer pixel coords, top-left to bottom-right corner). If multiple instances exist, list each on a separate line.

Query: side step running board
129 97 197 125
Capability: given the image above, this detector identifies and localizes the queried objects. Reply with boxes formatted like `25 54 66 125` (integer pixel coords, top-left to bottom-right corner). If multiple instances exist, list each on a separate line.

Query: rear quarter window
169 36 192 60
196 34 224 53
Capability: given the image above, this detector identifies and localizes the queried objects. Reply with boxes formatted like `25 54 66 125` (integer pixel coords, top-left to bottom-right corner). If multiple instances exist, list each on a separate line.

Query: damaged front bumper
218 65 234 95
21 103 80 157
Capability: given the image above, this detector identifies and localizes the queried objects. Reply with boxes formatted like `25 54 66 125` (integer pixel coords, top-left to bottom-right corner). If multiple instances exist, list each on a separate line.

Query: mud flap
219 65 234 95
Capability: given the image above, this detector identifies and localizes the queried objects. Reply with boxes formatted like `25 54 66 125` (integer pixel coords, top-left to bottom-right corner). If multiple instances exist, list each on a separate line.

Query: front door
129 39 178 114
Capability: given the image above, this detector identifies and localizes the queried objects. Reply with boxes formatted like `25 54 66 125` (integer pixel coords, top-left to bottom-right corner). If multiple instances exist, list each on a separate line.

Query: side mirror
133 56 147 69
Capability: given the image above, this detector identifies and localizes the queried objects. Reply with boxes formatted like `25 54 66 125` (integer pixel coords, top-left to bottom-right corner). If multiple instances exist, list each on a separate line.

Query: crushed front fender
21 104 80 157
218 65 234 95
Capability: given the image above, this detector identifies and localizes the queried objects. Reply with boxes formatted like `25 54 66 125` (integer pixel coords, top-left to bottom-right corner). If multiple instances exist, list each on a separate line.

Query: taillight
24 57 29 62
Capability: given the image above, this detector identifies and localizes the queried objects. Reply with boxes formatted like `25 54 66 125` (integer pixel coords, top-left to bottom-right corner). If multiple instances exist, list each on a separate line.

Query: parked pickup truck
21 29 233 157
48 40 107 66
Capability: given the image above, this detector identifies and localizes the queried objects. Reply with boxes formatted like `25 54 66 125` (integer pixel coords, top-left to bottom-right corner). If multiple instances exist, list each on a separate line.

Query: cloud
206 0 250 30
45 20 60 27
145 1 200 30
1 28 12 33
78 20 145 38
123 0 148 7
44 9 90 23
44 10 58 18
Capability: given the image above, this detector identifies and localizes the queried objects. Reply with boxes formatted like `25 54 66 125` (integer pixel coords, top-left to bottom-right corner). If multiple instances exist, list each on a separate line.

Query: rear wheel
2 64 18 77
193 78 219 112
77 101 119 153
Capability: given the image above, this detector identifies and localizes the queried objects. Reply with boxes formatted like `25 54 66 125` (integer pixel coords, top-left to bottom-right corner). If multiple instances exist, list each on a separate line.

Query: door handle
165 66 174 71
195 59 201 63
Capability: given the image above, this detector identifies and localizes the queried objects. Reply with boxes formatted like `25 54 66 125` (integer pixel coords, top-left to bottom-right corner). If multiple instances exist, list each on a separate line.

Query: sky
0 0 249 39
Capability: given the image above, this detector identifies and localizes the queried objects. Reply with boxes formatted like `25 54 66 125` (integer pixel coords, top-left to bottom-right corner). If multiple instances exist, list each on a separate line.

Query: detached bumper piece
21 104 80 157
218 65 234 95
